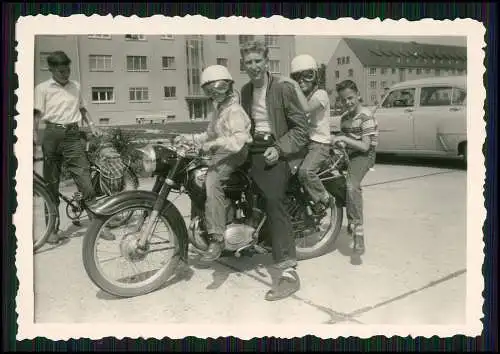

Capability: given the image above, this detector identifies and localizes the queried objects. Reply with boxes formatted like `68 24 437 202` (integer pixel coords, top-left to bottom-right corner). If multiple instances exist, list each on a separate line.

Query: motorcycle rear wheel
295 193 343 260
82 203 185 298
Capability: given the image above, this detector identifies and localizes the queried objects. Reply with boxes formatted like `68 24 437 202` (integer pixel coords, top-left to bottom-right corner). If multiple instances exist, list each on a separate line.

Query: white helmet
291 54 318 74
201 65 233 87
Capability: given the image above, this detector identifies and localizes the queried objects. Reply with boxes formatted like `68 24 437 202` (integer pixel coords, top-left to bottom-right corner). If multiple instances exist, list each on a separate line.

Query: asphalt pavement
32 157 467 325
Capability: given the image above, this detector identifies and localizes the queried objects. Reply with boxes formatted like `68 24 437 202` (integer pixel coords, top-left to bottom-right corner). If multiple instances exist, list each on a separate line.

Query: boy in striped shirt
331 80 379 255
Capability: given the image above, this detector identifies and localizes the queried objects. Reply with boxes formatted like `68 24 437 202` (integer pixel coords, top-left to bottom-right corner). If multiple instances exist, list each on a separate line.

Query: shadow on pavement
375 154 465 171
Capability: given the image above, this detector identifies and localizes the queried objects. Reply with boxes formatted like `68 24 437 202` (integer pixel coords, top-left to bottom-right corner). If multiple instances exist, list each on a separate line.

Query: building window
416 68 422 75
188 100 209 120
89 55 112 71
167 114 176 121
269 60 280 73
216 35 226 42
39 52 51 70
125 34 146 41
88 34 111 39
425 68 431 74
369 68 376 76
162 56 176 70
392 68 396 74
239 35 255 45
127 56 148 71
381 81 387 89
163 86 176 99
240 58 246 72
348 69 353 77
335 70 339 79
160 35 174 40
98 118 110 125
346 56 350 64
264 35 279 47
435 69 441 76
370 81 377 89
370 94 377 103
381 68 387 75
337 58 341 65
129 87 149 102
216 58 228 67
91 87 114 103
341 57 346 64
408 68 413 74
185 37 205 96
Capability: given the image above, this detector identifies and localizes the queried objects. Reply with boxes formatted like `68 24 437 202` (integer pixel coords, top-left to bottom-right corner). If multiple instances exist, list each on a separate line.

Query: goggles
202 80 231 97
291 69 316 83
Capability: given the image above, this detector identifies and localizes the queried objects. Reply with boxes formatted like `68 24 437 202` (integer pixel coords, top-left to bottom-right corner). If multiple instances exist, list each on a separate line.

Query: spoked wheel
293 192 343 260
33 181 58 252
82 204 185 298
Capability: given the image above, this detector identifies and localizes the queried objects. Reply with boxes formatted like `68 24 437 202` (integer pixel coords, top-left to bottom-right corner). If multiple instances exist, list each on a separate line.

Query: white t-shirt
34 78 86 125
252 85 272 133
308 89 331 144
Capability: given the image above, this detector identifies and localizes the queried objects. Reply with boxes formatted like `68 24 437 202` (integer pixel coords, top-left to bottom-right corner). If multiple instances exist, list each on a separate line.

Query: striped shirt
340 107 379 151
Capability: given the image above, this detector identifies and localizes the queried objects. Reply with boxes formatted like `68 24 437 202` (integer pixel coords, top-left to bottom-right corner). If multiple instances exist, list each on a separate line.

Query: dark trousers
42 123 96 209
249 153 297 269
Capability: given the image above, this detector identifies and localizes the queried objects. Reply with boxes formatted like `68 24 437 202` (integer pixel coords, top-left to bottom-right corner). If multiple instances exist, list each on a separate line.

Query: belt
46 121 79 129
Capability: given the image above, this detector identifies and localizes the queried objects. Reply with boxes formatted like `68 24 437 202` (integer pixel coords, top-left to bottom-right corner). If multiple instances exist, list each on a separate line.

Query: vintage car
372 76 467 165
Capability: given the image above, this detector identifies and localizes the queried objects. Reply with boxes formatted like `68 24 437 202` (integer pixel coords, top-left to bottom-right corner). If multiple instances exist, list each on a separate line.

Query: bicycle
33 137 140 252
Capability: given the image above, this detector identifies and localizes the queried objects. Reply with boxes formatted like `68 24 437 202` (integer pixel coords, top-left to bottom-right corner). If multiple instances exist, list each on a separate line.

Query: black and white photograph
15 15 485 340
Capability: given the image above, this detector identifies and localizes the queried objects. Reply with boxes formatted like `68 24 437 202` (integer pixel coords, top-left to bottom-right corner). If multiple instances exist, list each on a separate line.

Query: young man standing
34 50 114 244
239 40 309 301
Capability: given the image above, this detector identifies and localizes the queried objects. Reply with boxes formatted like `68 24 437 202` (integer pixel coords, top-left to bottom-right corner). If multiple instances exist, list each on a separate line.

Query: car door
374 87 416 151
412 85 460 152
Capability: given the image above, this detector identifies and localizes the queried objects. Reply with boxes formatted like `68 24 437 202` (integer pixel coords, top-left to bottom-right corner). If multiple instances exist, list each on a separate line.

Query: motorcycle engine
223 222 256 252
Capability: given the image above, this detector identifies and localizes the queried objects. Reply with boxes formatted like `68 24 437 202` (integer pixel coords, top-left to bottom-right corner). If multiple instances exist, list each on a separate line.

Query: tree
317 63 327 90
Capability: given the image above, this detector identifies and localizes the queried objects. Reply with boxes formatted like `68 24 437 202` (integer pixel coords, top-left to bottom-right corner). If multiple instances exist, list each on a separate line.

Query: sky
294 35 467 64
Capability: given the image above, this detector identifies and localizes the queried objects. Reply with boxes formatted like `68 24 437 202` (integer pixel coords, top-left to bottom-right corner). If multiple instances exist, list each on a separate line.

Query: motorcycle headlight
135 144 157 176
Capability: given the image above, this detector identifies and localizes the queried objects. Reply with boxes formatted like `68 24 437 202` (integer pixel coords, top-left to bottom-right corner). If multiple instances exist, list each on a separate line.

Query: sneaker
265 269 300 301
351 225 365 255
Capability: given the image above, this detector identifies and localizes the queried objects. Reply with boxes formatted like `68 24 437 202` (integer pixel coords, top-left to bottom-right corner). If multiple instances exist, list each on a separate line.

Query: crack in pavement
362 170 459 188
347 268 467 318
216 259 466 325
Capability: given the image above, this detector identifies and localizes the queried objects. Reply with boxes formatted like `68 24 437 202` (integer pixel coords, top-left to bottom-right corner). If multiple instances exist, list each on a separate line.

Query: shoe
350 225 365 255
265 269 300 301
200 241 223 262
46 231 64 245
72 219 82 227
100 229 116 241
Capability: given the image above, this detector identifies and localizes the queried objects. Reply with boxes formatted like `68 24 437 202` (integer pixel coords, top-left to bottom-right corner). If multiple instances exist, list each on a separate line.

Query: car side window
451 88 467 106
381 88 416 108
420 86 454 107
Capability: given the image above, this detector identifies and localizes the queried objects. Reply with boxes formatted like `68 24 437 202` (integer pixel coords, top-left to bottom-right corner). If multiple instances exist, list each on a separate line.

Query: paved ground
32 156 467 325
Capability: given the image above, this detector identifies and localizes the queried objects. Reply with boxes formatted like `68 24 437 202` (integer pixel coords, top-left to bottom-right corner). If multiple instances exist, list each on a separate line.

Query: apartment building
34 34 296 126
326 37 467 106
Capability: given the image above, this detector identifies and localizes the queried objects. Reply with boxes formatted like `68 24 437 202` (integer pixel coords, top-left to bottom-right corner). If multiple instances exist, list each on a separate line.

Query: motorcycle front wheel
82 203 185 298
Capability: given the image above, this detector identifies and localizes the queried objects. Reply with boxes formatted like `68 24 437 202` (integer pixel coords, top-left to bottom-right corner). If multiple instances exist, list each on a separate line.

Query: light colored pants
345 150 376 226
298 141 331 203
204 147 248 237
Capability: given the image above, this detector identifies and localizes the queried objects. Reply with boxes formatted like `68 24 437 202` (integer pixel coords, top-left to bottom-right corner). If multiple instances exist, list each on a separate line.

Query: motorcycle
82 140 350 298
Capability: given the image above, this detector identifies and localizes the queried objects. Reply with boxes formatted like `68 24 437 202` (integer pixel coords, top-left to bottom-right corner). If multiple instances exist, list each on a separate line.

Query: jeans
204 147 248 238
249 152 297 269
345 149 376 227
298 141 331 203
42 123 96 208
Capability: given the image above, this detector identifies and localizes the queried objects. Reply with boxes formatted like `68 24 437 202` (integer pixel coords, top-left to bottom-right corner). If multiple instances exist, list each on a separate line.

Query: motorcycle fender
87 190 165 217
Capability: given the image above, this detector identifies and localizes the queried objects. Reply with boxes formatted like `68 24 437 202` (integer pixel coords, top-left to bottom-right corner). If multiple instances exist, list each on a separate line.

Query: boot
200 233 224 262
265 268 300 301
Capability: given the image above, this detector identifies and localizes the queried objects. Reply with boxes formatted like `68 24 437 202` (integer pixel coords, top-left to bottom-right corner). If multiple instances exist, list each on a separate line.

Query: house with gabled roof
326 37 467 106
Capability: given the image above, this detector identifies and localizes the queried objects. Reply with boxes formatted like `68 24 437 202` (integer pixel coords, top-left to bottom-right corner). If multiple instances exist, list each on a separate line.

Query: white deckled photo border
14 14 486 340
